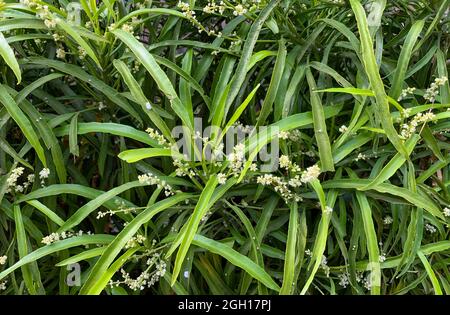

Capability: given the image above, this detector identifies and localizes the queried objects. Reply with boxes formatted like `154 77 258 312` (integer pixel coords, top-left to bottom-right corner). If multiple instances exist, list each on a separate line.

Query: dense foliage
0 0 449 295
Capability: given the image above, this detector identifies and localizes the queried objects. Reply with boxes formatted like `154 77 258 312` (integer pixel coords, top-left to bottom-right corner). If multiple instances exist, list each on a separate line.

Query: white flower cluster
233 4 247 16
200 211 213 223
41 230 91 245
39 167 50 185
287 130 302 141
6 166 24 193
399 108 412 121
121 23 134 34
338 272 350 288
227 143 246 176
77 46 87 59
52 33 63 42
278 155 301 172
134 0 151 9
146 127 169 146
178 1 196 19
398 87 416 101
0 255 7 265
444 207 450 217
6 167 38 194
203 1 225 14
383 216 393 225
339 125 348 133
96 209 114 219
424 76 448 103
138 173 176 197
338 271 365 288
354 153 367 162
256 174 302 202
400 111 436 139
363 274 372 290
324 206 333 214
320 255 330 277
56 47 66 59
278 131 290 140
425 223 437 233
109 252 166 291
125 235 146 249
97 200 138 219
98 101 107 111
255 164 320 202
300 164 321 183
0 280 6 291
21 0 58 29
173 157 197 178
217 173 227 184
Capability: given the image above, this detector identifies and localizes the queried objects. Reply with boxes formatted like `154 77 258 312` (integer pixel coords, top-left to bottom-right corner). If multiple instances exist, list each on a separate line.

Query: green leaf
0 31 21 83
170 176 218 285
118 148 178 163
192 234 280 292
417 251 443 295
349 0 408 158
355 192 381 295
80 193 192 294
0 84 46 166
280 202 298 295
306 68 334 171
256 38 286 126
112 29 193 130
56 18 101 67
389 20 424 100
0 235 115 281
224 0 281 118
57 181 145 232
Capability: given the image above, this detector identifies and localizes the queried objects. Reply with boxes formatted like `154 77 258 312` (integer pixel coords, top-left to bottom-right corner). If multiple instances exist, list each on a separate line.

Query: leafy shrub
0 0 449 295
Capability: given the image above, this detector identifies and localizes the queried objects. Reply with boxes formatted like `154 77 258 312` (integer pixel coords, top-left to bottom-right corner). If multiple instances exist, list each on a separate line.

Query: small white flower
279 155 291 169
0 255 7 265
41 232 60 245
379 253 386 262
44 18 57 28
300 165 321 183
425 223 437 233
355 153 367 161
121 23 134 34
98 101 106 111
338 272 350 288
443 207 450 217
78 46 87 59
233 4 247 16
278 131 290 139
39 168 50 179
324 206 333 214
146 128 168 146
398 87 416 101
56 48 66 59
217 173 227 185
383 216 393 225
339 125 348 133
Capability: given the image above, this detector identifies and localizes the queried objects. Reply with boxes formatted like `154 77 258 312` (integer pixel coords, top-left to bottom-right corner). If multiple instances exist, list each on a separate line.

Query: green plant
0 0 449 295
